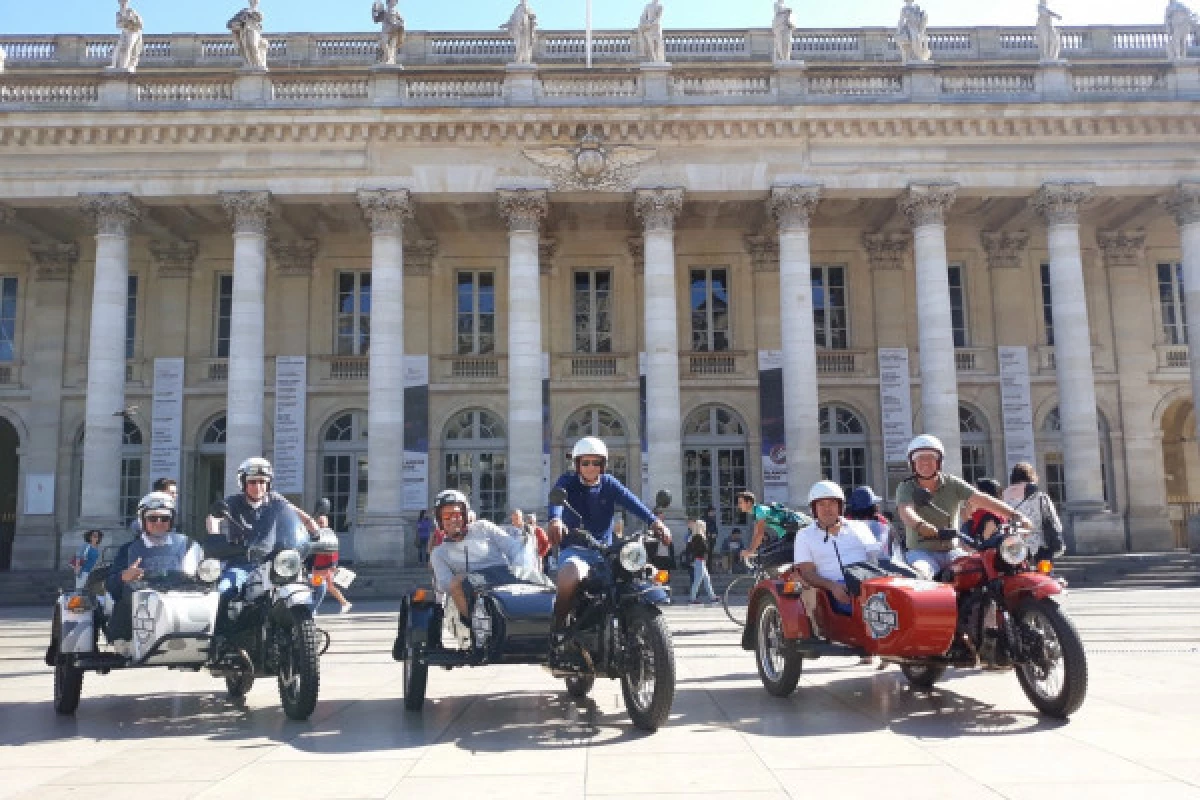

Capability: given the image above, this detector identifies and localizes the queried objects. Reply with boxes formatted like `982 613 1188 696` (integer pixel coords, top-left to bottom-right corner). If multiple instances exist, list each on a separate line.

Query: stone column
78 193 139 529
1167 182 1200 446
498 189 549 513
769 184 823 504
219 191 271 495
899 184 963 476
356 189 413 563
635 188 685 521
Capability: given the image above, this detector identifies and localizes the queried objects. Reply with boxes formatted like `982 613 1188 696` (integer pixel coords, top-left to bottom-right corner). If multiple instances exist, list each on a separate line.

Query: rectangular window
125 275 138 360
0 277 17 363
947 265 967 348
811 266 848 350
456 271 496 355
119 455 142 527
215 274 233 358
689 267 730 352
336 272 372 356
573 270 613 353
1158 262 1188 345
1040 263 1055 347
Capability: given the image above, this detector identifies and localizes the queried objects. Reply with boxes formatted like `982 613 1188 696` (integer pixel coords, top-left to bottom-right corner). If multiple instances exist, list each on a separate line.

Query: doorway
0 417 19 570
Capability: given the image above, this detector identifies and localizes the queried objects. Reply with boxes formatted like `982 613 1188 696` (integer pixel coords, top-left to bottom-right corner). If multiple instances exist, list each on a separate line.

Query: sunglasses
579 459 605 468
144 515 172 524
246 478 270 485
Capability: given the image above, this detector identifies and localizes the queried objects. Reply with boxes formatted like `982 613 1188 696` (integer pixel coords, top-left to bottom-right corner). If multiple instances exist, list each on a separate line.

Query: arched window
320 411 368 533
1039 408 1114 509
682 405 748 532
960 405 992 488
192 413 227 533
820 404 868 495
443 409 507 524
563 406 629 486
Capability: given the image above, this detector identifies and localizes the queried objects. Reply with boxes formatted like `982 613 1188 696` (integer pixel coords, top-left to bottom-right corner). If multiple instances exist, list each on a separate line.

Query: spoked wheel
564 674 595 698
723 575 756 627
1015 599 1088 718
754 597 803 697
53 657 84 715
900 663 947 689
225 672 255 700
277 607 321 721
403 645 428 711
620 608 676 732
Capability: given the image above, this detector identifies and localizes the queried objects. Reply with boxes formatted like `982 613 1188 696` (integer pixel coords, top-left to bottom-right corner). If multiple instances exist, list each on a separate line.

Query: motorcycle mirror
913 487 933 508
209 499 230 518
655 489 672 509
315 497 332 515
548 488 568 507
1024 482 1040 500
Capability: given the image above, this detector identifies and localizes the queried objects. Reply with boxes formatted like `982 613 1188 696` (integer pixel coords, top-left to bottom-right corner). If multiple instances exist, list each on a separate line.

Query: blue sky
0 0 1167 35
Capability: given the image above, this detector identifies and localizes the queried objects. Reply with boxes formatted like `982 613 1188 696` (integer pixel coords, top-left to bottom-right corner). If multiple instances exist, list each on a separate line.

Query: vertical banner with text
757 350 788 504
998 346 1036 474
403 355 430 511
150 358 185 487
878 348 914 463
543 353 552 500
639 353 649 494
272 356 307 495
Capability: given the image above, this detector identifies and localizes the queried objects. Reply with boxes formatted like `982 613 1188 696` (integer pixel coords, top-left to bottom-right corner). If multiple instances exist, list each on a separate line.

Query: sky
0 0 1171 36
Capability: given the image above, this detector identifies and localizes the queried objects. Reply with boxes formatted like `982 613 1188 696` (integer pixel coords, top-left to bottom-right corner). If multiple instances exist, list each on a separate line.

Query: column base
1126 507 1175 552
352 512 410 566
1065 509 1126 555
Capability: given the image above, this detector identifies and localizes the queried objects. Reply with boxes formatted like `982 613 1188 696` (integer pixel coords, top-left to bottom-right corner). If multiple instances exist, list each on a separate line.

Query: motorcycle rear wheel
277 607 321 721
564 674 595 698
403 646 428 711
53 658 84 715
755 596 803 697
1015 598 1088 718
900 663 947 689
620 607 676 732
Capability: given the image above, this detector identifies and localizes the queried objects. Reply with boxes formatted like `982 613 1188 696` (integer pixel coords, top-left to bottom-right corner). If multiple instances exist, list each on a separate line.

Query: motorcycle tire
277 606 321 721
754 596 803 698
900 663 947 689
1015 598 1088 718
403 645 428 711
564 674 595 698
225 673 255 699
53 657 84 715
619 607 676 732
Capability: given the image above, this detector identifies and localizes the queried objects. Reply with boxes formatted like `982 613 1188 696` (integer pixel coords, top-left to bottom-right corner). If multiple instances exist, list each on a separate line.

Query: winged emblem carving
523 133 657 191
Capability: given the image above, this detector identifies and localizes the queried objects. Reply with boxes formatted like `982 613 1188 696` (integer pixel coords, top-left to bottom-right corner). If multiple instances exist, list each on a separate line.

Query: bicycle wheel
723 575 757 627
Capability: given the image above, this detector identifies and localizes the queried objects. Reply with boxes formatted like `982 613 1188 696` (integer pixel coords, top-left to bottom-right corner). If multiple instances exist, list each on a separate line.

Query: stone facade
1 20 1200 568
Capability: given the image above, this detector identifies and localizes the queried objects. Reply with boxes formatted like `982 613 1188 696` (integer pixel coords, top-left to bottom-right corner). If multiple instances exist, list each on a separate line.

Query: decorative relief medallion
523 133 656 192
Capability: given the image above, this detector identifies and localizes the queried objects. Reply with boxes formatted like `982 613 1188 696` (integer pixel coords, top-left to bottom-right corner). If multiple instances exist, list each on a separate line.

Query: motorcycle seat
484 583 556 622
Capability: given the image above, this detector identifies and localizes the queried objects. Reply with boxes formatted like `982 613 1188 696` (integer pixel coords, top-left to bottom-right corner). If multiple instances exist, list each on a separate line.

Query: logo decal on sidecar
863 592 899 639
132 593 162 648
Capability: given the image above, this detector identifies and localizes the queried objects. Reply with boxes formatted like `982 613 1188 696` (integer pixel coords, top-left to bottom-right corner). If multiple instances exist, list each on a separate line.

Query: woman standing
73 530 103 590
415 509 433 565
687 519 718 605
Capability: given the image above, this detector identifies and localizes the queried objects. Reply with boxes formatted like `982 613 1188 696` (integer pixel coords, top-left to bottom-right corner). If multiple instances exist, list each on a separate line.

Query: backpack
1039 493 1065 556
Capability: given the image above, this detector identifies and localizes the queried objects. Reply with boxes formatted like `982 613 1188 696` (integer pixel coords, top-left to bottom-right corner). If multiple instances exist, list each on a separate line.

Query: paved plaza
1 588 1198 800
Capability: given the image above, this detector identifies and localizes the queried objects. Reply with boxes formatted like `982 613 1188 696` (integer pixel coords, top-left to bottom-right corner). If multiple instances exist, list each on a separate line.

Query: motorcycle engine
471 597 492 650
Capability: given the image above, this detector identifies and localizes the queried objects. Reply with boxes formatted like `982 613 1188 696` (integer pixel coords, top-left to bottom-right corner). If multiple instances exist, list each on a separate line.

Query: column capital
406 238 438 276
269 238 318 276
768 184 822 232
79 192 139 236
1165 181 1200 227
744 233 779 272
862 231 911 271
627 235 645 274
497 188 548 233
1096 229 1146 269
981 230 1030 270
899 183 958 228
1032 182 1095 226
634 187 684 232
149 240 199 278
220 190 272 236
29 242 80 281
357 188 413 234
539 236 559 275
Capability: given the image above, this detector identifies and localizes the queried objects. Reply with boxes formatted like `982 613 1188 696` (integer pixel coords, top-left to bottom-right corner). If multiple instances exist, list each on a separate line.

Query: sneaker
339 603 353 614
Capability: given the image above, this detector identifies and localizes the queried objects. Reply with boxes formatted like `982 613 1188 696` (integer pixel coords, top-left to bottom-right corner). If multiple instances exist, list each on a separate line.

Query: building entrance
0 417 19 570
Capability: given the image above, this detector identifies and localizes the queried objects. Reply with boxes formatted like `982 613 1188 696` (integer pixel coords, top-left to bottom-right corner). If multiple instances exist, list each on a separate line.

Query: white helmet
906 434 945 463
137 491 176 525
807 480 846 512
433 488 470 530
237 456 274 490
571 436 609 465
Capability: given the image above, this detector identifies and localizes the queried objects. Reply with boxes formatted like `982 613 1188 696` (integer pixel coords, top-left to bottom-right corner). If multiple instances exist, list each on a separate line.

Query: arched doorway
320 410 369 534
819 404 869 496
192 414 227 535
683 405 749 535
0 417 18 571
442 408 507 524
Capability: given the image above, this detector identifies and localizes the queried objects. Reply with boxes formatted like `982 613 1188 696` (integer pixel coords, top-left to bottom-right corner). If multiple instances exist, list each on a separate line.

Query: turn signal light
66 596 87 611
412 588 430 603
654 570 670 584
311 575 324 586
1037 560 1054 574
782 581 805 596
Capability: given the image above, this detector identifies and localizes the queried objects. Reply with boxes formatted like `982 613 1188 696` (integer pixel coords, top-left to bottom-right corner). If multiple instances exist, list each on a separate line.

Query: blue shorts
559 546 609 583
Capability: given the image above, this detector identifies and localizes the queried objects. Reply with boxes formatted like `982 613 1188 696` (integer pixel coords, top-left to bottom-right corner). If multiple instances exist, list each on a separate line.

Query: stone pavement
1 588 1198 799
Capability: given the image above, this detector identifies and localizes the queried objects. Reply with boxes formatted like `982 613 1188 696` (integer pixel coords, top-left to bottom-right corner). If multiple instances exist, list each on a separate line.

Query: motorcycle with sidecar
392 489 678 731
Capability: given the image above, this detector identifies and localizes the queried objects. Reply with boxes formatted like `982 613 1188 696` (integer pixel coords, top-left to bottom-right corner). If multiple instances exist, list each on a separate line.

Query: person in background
527 511 551 573
1004 462 1064 562
311 505 351 614
73 530 103 590
723 528 746 574
846 486 892 560
415 509 433 565
702 505 720 573
686 518 718 605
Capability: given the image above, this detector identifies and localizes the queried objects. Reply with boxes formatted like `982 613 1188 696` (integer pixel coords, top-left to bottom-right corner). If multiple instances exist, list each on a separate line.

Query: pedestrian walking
313 507 351 614
687 519 718 604
702 505 720 573
1004 462 1064 561
72 530 103 590
415 509 433 565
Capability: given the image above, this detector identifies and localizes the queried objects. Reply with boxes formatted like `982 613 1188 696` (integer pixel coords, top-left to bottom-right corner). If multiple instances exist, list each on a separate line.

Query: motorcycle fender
1002 573 1063 610
628 584 671 606
742 583 813 651
277 583 314 609
56 596 96 655
407 601 437 649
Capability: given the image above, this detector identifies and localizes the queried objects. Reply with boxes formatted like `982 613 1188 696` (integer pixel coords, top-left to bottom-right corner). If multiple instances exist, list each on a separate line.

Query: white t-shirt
793 519 881 584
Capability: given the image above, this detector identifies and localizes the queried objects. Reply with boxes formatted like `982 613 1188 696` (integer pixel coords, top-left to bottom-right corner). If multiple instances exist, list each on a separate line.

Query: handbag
1039 493 1065 556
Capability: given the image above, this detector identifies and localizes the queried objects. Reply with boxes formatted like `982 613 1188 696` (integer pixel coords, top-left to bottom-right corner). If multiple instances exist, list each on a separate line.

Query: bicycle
722 554 769 627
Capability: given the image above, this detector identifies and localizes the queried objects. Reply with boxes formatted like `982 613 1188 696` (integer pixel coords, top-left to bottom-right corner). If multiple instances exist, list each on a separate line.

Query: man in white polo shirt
794 480 881 637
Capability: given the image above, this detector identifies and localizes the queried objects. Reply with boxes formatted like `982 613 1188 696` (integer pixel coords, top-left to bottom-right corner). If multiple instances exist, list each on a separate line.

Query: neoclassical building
2 12 1200 568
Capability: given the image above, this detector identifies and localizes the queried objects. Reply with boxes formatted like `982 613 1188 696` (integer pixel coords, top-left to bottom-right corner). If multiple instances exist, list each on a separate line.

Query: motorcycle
46 502 330 721
393 489 678 731
741 486 1088 718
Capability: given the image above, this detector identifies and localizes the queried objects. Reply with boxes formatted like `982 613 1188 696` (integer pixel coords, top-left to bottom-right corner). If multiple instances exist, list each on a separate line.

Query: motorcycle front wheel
277 606 321 721
53 657 84 715
619 607 676 732
755 596 803 697
1014 598 1088 718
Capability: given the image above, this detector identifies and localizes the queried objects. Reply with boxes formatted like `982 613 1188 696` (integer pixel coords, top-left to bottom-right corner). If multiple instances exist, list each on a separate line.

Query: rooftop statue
1165 0 1199 61
0 46 6 74
227 0 270 71
372 0 405 66
637 0 667 64
1036 0 1063 62
896 0 932 65
501 0 537 65
110 0 144 72
772 0 795 63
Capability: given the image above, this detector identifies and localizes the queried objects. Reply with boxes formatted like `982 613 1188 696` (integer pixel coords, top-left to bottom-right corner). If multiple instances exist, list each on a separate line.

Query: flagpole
586 0 593 68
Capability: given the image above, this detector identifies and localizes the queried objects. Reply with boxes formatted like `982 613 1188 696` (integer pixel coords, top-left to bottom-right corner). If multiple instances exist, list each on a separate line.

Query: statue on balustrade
501 0 537 65
637 0 667 64
0 46 6 74
228 0 270 71
772 1 794 63
896 0 932 64
1165 0 1199 61
1036 0 1063 62
110 0 144 72
372 0 405 65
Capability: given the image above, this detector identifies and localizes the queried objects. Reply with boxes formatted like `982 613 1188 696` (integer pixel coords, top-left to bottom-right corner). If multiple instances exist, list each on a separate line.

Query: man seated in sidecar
104 491 203 652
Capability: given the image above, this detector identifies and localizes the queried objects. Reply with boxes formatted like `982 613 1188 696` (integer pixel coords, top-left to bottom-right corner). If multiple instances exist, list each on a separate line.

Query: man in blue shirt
547 437 671 639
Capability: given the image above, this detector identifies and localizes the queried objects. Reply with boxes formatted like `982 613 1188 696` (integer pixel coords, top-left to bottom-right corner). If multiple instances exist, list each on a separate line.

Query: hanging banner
272 356 307 494
542 353 552 500
999 346 1037 473
878 348 914 463
150 358 185 487
639 352 649 495
403 355 430 511
757 350 788 504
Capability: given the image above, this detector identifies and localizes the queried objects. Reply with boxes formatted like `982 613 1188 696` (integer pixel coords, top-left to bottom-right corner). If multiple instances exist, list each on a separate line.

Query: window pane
216 274 233 358
0 277 16 363
1041 263 1055 347
947 266 966 348
126 275 138 360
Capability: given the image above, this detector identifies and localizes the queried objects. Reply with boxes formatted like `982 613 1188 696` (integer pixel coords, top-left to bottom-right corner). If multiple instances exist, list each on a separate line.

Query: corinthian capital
29 242 81 281
497 189 549 233
220 190 272 236
1165 181 1200 227
634 188 684 233
357 189 413 234
1033 182 1095 226
769 184 822 232
79 193 140 236
899 183 958 229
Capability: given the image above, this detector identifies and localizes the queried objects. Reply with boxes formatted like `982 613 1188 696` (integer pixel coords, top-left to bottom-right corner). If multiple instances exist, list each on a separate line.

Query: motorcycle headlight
998 535 1029 566
197 558 222 584
272 549 303 581
619 541 648 572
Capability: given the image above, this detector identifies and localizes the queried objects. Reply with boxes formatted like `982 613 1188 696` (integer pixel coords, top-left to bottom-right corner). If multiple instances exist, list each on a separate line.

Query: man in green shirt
896 434 1030 579
736 491 811 558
